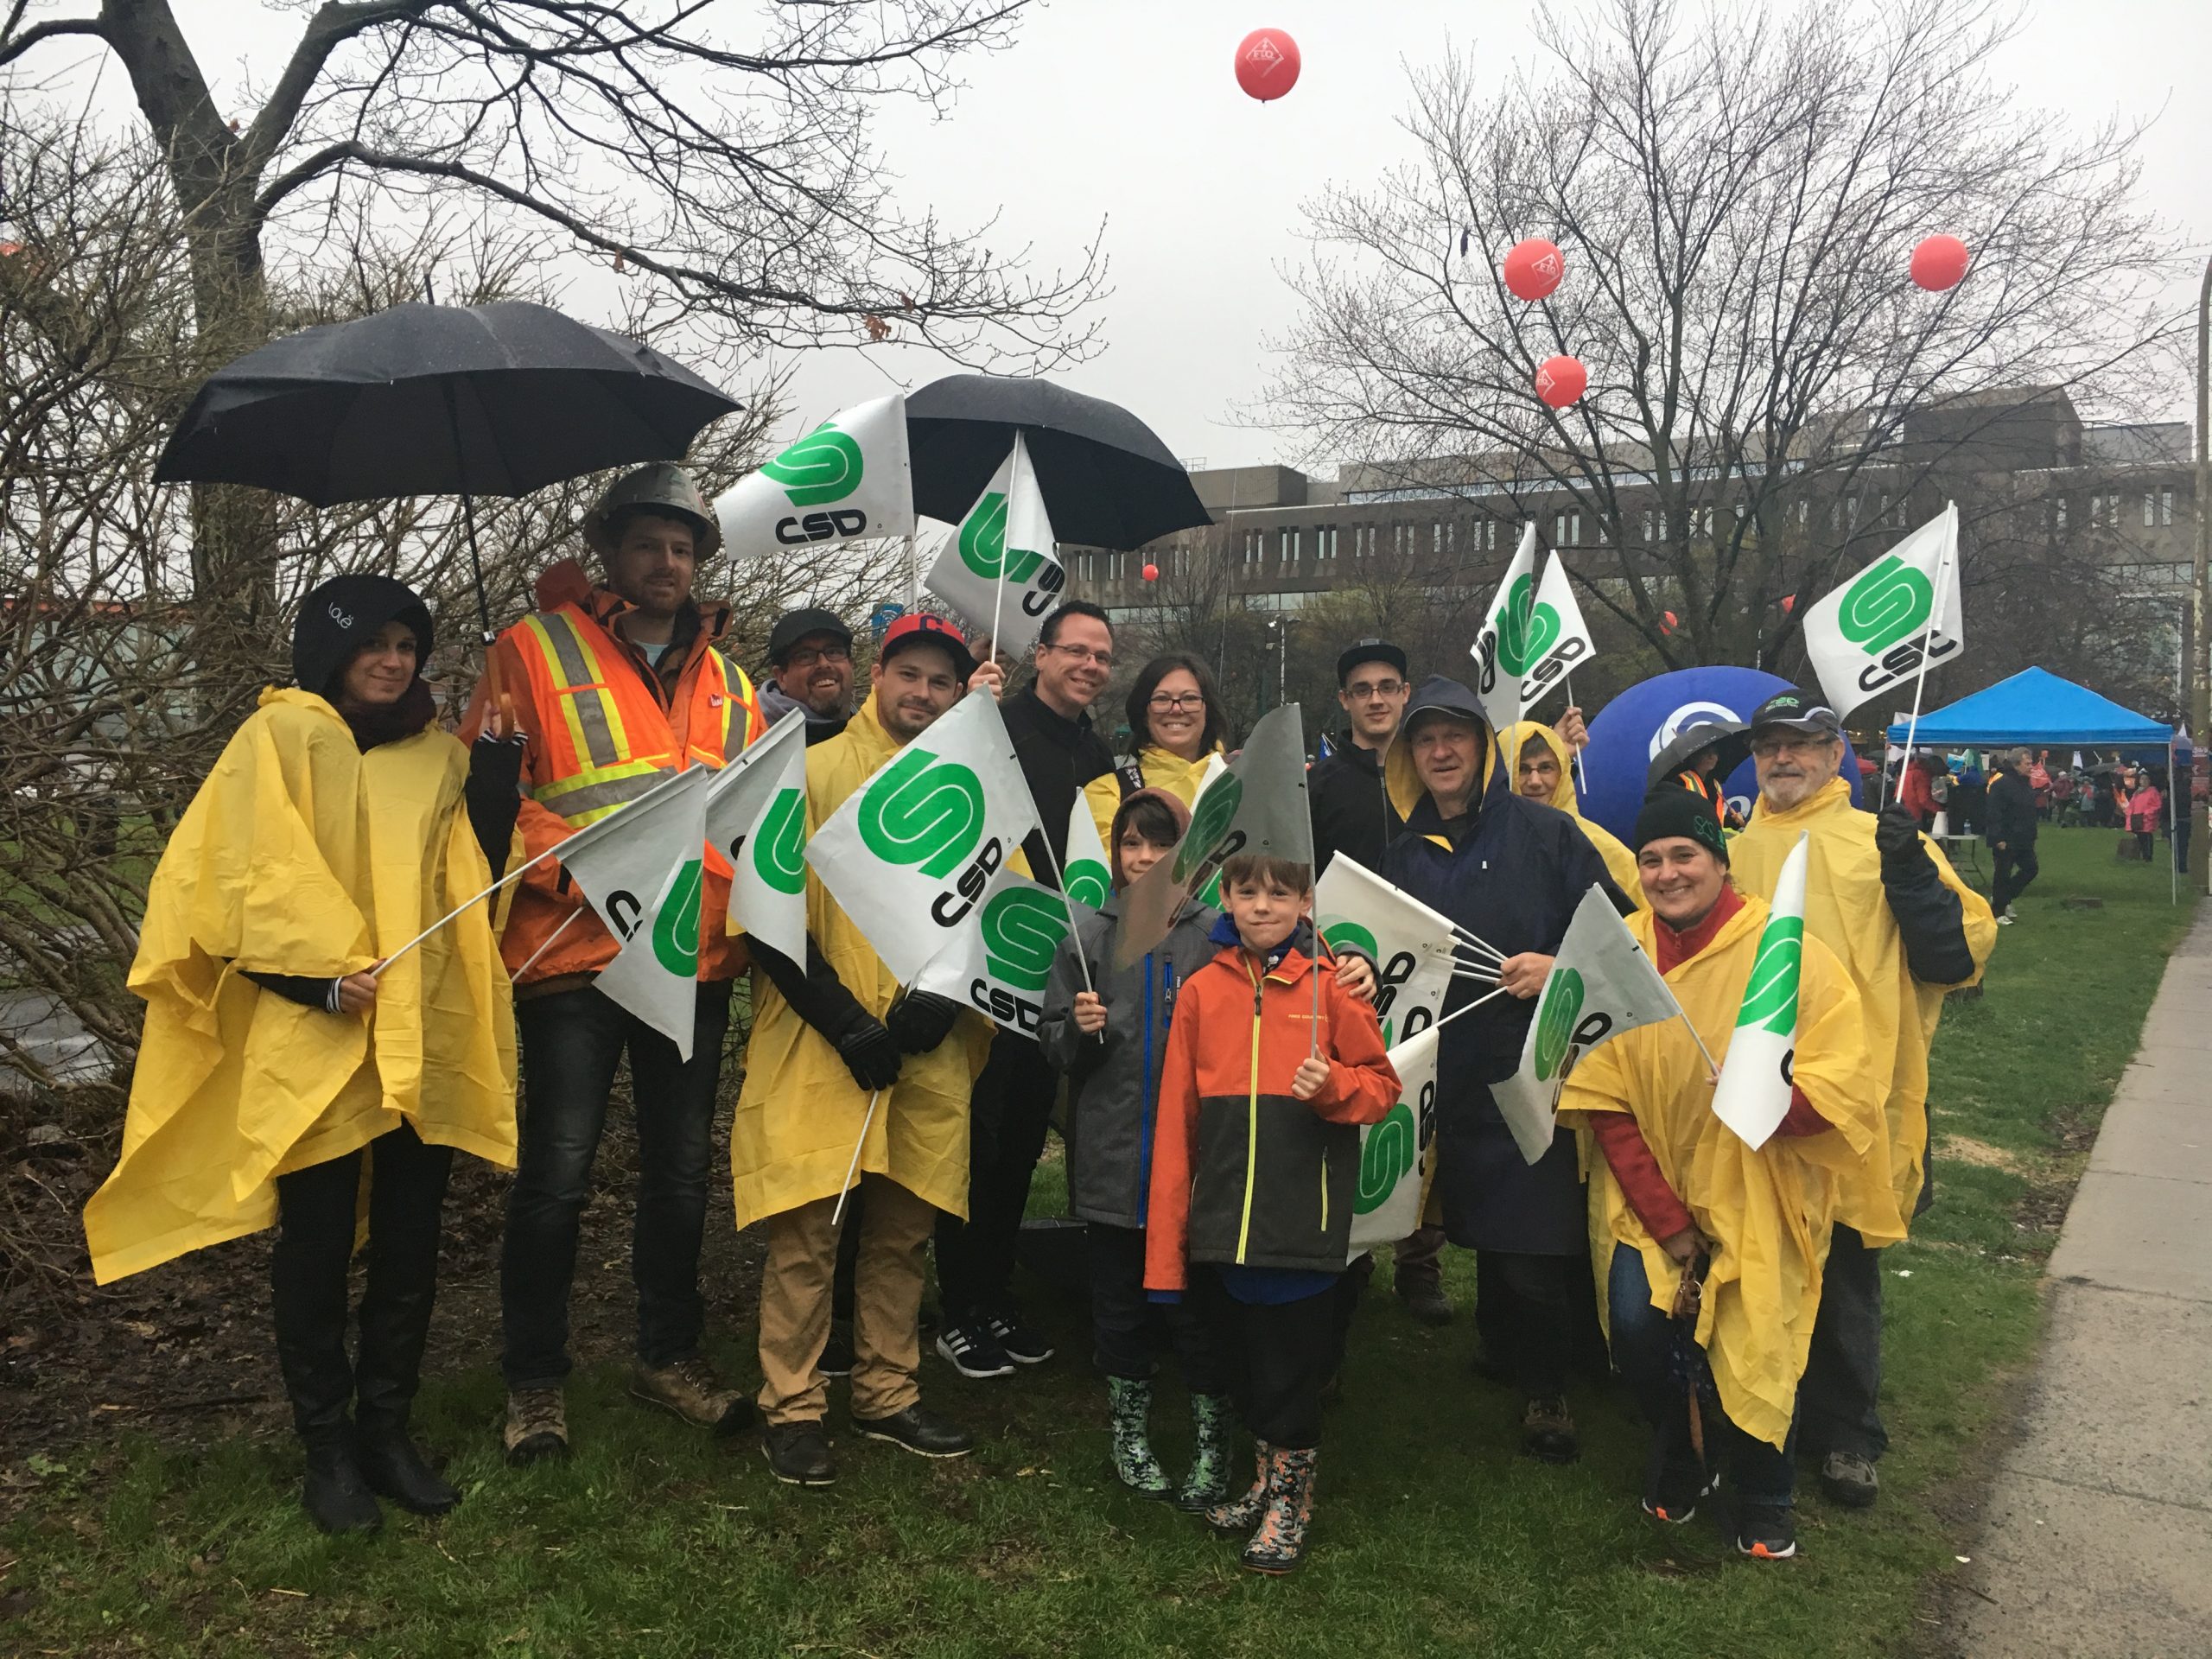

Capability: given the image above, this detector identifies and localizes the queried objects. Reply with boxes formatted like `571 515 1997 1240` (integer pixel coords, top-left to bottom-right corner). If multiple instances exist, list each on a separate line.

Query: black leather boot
271 1162 380 1535
354 1128 459 1516
301 1434 383 1535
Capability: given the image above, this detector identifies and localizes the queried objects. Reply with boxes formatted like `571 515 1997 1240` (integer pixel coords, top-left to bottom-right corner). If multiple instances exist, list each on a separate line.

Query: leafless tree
1263 0 2186 668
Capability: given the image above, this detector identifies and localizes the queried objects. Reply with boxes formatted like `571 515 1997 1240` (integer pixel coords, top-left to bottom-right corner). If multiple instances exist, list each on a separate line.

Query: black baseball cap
1747 688 1843 740
1336 638 1409 686
766 607 852 665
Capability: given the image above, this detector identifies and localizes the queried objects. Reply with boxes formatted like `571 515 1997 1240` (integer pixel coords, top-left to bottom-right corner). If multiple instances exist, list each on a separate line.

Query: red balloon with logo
1910 234 1970 292
1535 354 1586 409
1141 563 1160 582
1234 28 1300 100
1503 238 1565 301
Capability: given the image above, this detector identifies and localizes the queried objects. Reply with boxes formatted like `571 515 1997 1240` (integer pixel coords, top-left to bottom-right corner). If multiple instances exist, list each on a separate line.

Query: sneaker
1820 1449 1879 1509
1395 1280 1454 1326
819 1326 855 1379
853 1403 974 1459
982 1309 1054 1366
2003 904 2018 921
630 1357 753 1433
1640 1461 1717 1525
934 1319 1015 1379
761 1421 837 1487
1996 913 2016 926
503 1387 569 1465
1520 1395 1580 1465
1736 1503 1798 1560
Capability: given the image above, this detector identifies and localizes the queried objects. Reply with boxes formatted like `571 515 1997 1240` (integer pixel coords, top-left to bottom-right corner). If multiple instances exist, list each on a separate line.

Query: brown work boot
504 1387 569 1466
630 1357 753 1433
1520 1395 1580 1465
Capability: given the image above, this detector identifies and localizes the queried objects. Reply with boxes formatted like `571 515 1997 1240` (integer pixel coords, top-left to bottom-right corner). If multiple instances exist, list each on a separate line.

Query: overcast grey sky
66 0 2212 469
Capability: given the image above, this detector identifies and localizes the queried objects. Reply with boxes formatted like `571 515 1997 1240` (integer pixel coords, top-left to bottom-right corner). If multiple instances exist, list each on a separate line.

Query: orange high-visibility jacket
461 562 766 989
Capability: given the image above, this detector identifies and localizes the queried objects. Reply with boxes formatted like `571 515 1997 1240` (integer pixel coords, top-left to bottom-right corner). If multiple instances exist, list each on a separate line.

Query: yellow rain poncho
1084 742 1222 847
84 690 518 1284
730 691 995 1227
1560 893 1890 1448
1499 721 1643 906
1729 776 1995 1223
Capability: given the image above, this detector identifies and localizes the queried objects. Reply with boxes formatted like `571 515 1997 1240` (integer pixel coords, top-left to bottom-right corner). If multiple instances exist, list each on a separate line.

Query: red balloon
1141 562 1160 582
1662 610 1679 635
1234 28 1300 101
1503 238 1564 302
1910 234 1970 293
1535 354 1586 408
1780 594 1796 615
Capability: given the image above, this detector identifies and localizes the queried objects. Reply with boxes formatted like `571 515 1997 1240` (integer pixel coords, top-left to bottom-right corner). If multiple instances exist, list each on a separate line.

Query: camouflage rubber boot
1205 1441 1276 1535
1176 1393 1236 1512
1240 1446 1319 1575
1106 1376 1173 1498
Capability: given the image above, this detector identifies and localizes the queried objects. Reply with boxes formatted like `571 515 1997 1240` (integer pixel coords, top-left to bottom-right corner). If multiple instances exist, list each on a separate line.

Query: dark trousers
271 1122 454 1444
1799 1224 1888 1462
2136 829 2156 861
501 980 732 1389
1087 1223 1227 1391
1992 843 2038 913
1394 1223 1446 1292
2175 814 2192 874
1472 1249 1575 1398
1607 1245 1795 1506
934 1033 1056 1320
1198 1270 1338 1450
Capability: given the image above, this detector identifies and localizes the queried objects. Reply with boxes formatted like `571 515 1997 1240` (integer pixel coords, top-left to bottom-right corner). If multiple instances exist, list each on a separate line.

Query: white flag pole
1452 925 1506 963
831 1089 882 1228
1565 673 1591 797
508 906 582 983
1023 792 1096 994
1436 984 1512 1027
1679 1010 1723 1086
371 841 561 978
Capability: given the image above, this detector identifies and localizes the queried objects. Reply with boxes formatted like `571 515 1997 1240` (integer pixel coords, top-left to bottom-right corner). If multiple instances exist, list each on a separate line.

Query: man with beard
760 607 855 745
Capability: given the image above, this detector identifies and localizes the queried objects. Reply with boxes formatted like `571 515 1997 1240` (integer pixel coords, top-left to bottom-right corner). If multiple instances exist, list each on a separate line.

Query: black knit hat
293 574 433 700
1633 785 1729 864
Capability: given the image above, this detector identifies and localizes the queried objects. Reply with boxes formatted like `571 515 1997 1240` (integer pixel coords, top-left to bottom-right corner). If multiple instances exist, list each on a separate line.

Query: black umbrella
1646 721 1751 795
904 374 1210 551
156 299 741 634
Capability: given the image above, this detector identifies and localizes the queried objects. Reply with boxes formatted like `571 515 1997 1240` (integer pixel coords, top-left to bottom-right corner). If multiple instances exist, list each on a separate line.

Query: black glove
466 731 529 877
834 1015 903 1090
885 989 962 1055
1874 804 1923 861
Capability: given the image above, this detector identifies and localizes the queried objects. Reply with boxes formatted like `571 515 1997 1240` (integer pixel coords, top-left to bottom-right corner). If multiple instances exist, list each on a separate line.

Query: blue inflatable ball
1577 667 1863 843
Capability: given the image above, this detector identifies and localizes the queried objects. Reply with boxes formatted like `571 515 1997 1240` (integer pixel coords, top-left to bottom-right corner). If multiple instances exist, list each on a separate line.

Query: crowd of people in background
92 461 2024 1574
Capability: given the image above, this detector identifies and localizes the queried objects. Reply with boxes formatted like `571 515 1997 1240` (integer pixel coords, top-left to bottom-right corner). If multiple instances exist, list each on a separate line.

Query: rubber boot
1105 1376 1173 1498
353 1132 460 1516
1176 1393 1236 1512
1240 1446 1318 1574
1205 1441 1274 1535
270 1179 378 1535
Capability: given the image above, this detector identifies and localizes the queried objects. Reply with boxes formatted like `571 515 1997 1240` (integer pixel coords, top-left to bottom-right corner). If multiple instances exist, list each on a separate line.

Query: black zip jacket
1308 734 1400 878
1001 683 1117 889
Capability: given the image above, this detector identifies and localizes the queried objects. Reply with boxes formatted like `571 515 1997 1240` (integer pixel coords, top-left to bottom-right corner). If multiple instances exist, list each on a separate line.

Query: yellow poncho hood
1498 720 1643 905
731 690 995 1226
1084 741 1224 848
84 690 517 1283
1729 776 1996 1222
1560 892 1891 1447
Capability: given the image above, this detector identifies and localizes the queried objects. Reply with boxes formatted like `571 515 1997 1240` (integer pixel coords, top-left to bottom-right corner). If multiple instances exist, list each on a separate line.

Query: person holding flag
1558 788 1889 1562
1728 689 1995 1510
1082 652 1231 842
1503 720 1642 905
459 463 768 1466
84 575 520 1535
1381 679 1629 1465
733 613 1004 1485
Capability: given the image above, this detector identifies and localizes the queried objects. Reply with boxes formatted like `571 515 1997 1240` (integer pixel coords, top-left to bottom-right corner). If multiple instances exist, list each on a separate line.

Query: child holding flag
1142 853 1400 1575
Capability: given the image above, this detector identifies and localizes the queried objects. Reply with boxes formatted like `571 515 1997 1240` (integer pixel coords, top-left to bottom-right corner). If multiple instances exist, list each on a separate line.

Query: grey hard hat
582 461 722 559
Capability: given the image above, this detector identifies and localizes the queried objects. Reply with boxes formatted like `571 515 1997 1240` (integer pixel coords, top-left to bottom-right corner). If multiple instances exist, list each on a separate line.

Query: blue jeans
1607 1244 1796 1508
500 981 731 1389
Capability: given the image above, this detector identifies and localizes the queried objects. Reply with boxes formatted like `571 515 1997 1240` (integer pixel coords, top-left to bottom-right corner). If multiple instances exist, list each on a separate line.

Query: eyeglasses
1044 643 1115 669
784 645 851 670
1147 692 1205 711
1751 733 1836 759
1345 680 1405 700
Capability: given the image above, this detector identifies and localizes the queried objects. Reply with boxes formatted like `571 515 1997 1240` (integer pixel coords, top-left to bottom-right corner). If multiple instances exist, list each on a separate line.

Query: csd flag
1801 502 1962 720
1466 522 1539 735
912 873 1073 1040
1711 832 1809 1148
560 766 713 1059
707 713 809 965
925 431 1065 658
1346 1024 1440 1261
1313 855 1456 1047
1061 794 1113 912
714 394 915 559
1517 552 1597 715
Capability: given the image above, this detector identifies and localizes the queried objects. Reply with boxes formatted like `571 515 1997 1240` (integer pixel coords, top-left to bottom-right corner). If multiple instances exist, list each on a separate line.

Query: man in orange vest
461 463 766 1465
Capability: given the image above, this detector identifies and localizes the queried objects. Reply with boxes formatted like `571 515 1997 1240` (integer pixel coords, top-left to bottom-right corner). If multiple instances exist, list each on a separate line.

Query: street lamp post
2194 256 2210 891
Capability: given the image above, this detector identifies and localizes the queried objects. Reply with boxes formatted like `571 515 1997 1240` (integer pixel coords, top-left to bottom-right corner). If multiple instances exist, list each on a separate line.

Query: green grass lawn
3 829 2193 1658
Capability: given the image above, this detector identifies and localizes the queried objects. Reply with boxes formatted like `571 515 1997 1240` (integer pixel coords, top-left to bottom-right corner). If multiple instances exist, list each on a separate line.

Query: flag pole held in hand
832 1090 882 1228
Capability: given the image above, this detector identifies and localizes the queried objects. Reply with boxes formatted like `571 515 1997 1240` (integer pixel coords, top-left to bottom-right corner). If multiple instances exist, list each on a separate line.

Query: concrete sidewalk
1951 906 2212 1657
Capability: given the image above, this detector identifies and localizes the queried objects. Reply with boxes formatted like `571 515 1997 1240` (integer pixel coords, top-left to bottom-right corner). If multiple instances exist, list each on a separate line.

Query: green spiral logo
1354 1102 1417 1213
760 422 864 507
1172 774 1243 884
1735 914 1802 1033
1839 555 1934 656
1320 918 1378 958
1062 857 1111 911
1492 573 1549 676
982 885 1071 992
651 858 704 975
856 747 983 879
1532 967 1586 1082
957 491 1046 582
752 787 807 896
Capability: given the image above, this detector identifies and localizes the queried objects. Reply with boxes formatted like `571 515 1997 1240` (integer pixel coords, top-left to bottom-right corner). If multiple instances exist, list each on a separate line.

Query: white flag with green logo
1467 522 1540 734
924 431 1065 658
911 871 1074 1040
1346 1023 1440 1260
1516 552 1597 715
1711 831 1809 1149
706 712 809 965
713 393 914 560
1801 501 1962 721
1061 793 1114 912
1313 854 1456 1049
560 766 712 1059
1492 885 1688 1165
1113 703 1314 969
806 690 1041 986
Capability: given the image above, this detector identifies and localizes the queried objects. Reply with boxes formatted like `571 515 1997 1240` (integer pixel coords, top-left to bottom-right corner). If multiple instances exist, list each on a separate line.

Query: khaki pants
758 1175 934 1426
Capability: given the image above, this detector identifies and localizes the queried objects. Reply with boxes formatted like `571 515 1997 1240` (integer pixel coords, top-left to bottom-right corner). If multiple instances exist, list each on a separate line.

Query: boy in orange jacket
1144 851 1401 1575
